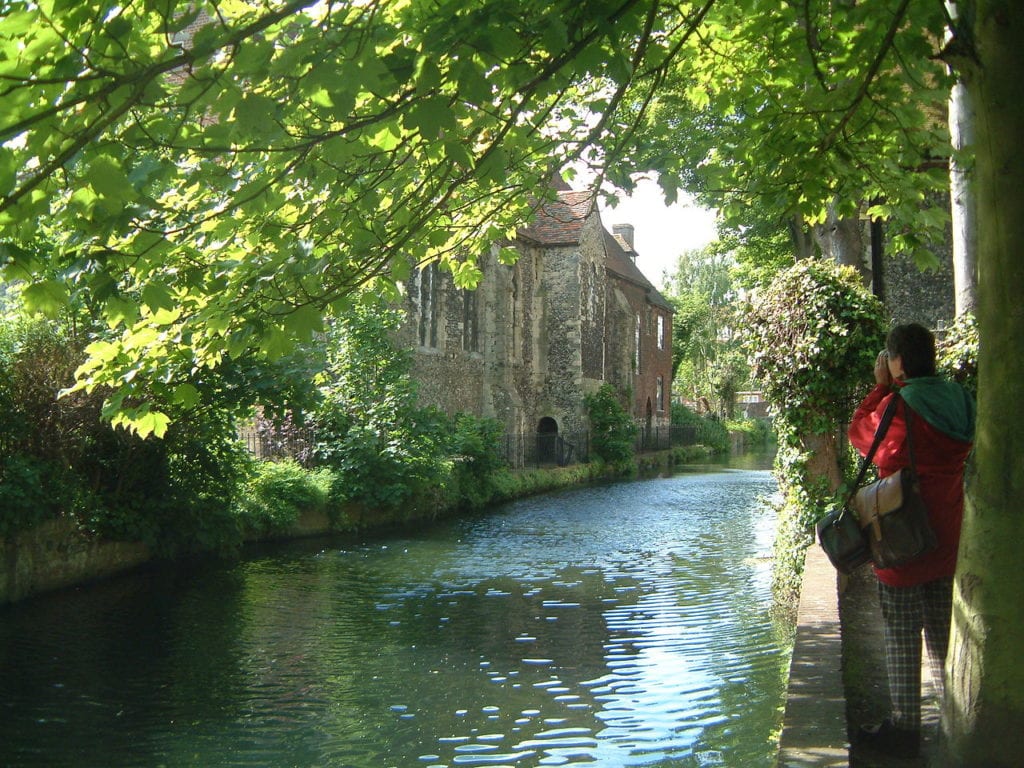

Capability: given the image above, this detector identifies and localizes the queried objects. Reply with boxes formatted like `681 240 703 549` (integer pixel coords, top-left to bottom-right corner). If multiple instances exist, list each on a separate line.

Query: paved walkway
777 544 850 767
778 545 940 767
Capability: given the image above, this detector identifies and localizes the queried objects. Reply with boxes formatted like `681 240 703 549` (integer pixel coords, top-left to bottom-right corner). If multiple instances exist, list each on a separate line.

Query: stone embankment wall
0 519 151 605
0 447 713 606
0 507 338 606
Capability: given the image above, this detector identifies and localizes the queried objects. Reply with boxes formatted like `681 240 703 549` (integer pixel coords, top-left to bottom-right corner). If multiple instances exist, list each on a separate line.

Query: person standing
848 323 975 759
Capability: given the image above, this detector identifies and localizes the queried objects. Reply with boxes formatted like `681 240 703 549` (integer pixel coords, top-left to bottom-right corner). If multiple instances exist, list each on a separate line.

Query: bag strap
844 391 902 506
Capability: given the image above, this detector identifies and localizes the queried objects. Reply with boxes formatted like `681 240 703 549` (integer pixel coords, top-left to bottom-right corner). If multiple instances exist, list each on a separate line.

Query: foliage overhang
0 0 956 433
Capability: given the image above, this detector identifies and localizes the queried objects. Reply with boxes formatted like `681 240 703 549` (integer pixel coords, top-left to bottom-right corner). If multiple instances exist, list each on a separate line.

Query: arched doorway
537 417 558 465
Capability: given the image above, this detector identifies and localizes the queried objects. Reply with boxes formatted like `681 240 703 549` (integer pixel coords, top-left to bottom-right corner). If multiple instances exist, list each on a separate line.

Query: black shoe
857 719 920 759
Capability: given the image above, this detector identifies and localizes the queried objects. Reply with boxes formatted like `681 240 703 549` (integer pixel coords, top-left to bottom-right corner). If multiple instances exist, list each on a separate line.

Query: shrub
448 414 506 509
724 416 775 447
0 309 257 551
0 455 64 536
314 406 453 510
145 414 254 554
671 402 730 453
745 261 886 437
235 459 332 535
585 384 638 465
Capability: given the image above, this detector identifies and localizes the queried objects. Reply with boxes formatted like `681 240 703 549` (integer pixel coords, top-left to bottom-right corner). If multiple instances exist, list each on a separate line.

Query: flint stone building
396 181 674 454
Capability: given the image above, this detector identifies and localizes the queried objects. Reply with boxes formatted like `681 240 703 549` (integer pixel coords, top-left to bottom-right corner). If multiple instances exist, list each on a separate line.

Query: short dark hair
886 323 936 378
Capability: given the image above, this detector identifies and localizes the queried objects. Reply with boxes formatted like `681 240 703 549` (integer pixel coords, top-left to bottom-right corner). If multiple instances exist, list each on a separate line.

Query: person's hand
874 351 891 386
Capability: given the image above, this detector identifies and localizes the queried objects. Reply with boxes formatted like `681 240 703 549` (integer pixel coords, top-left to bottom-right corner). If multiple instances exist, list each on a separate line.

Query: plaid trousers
877 576 954 732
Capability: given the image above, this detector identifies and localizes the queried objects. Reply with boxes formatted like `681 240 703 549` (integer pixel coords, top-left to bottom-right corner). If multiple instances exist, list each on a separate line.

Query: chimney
612 223 635 254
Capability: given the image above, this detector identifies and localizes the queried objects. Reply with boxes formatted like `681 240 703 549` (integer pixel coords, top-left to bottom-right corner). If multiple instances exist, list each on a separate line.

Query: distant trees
665 243 751 417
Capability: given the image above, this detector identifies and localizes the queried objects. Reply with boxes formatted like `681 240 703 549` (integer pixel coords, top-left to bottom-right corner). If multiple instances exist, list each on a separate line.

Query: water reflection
0 466 789 767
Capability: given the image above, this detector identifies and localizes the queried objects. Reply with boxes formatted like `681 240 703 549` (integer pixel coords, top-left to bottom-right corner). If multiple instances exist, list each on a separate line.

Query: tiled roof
519 191 595 246
604 230 674 312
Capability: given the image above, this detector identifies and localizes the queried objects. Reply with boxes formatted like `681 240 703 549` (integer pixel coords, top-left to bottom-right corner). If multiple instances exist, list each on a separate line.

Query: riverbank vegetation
0 299 504 552
0 295 727 558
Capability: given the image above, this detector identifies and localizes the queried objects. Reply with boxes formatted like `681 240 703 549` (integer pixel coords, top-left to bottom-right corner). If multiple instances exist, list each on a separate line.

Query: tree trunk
801 431 842 493
811 200 870 285
942 2 1024 764
949 75 978 317
788 214 816 260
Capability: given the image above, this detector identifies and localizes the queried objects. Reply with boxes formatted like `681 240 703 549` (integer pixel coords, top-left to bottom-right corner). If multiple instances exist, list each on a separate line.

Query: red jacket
848 383 974 587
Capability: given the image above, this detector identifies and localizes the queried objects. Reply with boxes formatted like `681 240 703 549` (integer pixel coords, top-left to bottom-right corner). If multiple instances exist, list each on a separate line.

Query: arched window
416 263 439 348
634 314 642 373
462 288 479 352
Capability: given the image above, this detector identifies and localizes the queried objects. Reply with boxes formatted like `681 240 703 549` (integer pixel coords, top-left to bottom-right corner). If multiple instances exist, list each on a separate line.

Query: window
656 376 665 412
634 314 642 373
462 288 479 352
417 263 439 348
656 314 665 350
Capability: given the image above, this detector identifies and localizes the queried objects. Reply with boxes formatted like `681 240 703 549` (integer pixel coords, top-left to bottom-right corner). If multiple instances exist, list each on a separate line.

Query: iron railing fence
237 424 700 469
237 426 317 466
634 424 699 453
499 431 590 469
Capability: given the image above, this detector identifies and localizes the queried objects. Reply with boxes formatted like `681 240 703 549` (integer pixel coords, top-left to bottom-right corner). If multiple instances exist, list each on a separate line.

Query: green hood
898 377 976 443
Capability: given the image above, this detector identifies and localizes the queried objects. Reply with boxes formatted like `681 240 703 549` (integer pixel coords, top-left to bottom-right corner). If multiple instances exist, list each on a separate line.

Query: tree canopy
619 0 953 265
0 0 958 433
0 0 674 431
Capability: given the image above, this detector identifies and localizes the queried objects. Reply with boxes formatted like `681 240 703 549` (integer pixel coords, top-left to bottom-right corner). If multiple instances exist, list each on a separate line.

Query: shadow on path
840 566 941 768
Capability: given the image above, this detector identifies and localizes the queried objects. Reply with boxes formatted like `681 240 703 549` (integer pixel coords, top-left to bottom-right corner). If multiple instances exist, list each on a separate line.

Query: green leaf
368 125 402 151
141 281 176 312
284 304 324 340
476 146 507 184
87 156 133 202
414 56 443 94
259 325 293 360
407 95 454 139
233 94 282 139
21 280 69 317
105 295 140 328
443 138 474 169
114 408 171 439
0 148 16 196
172 383 201 408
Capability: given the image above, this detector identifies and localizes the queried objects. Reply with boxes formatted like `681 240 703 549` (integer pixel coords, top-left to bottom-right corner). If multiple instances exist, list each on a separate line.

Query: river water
0 460 790 768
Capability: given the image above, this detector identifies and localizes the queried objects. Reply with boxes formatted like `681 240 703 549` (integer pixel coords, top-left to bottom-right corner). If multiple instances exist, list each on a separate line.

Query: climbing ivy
937 312 978 396
745 261 887 437
744 260 887 604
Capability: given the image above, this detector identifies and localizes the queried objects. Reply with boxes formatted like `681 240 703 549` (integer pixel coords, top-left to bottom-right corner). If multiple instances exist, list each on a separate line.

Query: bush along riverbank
0 443 718 606
2 300 737 605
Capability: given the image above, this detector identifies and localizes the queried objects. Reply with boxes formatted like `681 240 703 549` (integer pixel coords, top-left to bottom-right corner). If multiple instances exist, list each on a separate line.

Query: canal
0 460 791 767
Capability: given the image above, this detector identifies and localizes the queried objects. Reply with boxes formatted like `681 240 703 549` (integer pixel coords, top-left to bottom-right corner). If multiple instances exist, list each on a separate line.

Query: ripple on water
0 468 787 768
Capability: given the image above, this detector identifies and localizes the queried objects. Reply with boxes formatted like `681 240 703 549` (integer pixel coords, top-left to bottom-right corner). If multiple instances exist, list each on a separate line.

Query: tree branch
816 0 913 156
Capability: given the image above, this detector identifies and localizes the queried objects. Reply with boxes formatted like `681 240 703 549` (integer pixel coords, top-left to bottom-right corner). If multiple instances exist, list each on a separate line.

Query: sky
596 177 719 290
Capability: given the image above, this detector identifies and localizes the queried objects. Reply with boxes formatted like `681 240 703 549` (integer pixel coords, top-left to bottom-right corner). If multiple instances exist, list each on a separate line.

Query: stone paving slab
778 544 850 767
779 543 942 768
